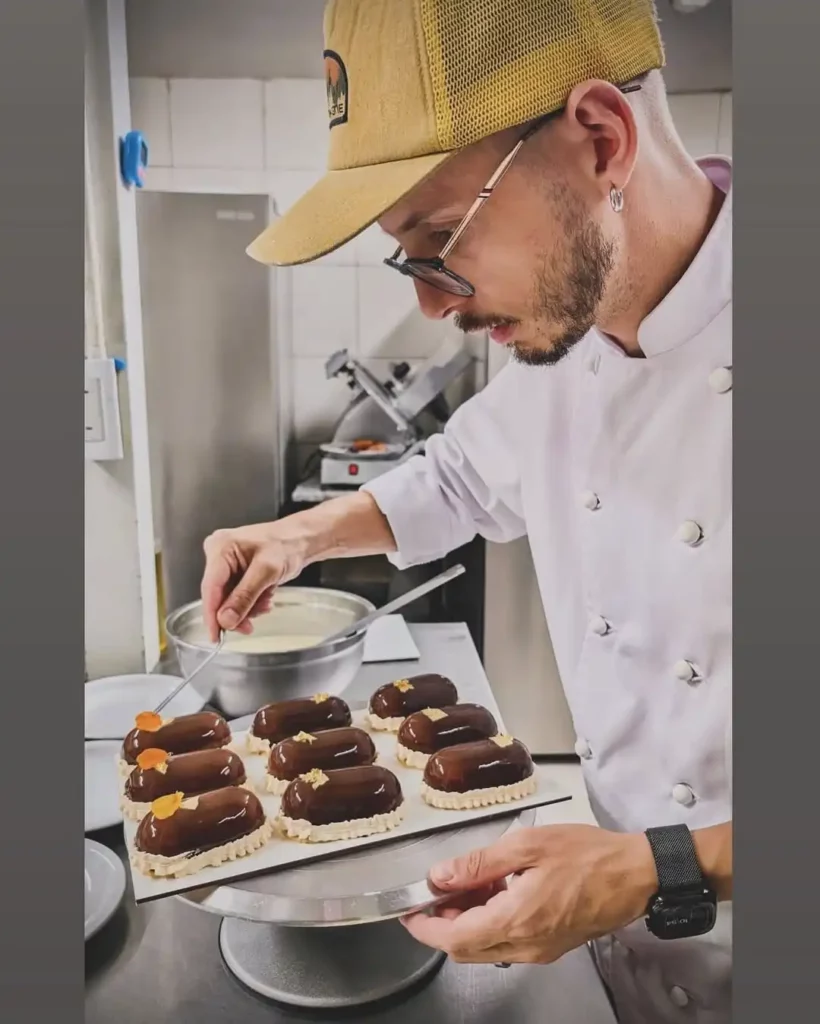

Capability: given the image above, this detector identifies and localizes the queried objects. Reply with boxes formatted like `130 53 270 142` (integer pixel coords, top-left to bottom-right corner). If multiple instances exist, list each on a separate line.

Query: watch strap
645 824 704 892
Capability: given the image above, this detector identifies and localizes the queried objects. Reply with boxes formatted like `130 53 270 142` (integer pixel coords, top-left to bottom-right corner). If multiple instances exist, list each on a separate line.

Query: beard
457 185 616 368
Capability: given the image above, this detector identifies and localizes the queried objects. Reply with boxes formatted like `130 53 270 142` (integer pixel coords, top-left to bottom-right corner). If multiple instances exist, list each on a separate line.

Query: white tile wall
356 223 392 266
130 78 173 167
291 357 355 442
668 93 722 157
290 265 357 356
143 166 269 193
264 80 328 170
358 266 423 358
170 79 265 169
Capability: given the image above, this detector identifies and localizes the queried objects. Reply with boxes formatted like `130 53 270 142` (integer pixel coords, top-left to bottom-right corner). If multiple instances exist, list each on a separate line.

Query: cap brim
246 151 454 267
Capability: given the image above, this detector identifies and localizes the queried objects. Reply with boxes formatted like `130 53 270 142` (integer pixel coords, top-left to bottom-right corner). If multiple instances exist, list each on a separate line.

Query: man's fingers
401 899 511 955
430 830 540 892
216 555 281 632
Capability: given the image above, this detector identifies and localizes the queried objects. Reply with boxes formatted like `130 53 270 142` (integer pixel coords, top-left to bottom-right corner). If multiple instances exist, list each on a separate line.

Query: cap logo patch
324 49 349 129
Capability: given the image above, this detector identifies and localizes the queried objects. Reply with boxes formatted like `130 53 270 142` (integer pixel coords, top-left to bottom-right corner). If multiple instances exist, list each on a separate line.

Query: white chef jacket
364 156 733 1024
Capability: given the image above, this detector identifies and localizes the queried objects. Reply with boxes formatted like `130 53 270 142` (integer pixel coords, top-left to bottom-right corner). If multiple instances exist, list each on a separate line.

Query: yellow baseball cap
247 0 664 267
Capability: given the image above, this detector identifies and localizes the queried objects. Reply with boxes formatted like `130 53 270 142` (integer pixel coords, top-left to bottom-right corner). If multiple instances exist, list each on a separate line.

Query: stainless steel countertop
85 623 615 1023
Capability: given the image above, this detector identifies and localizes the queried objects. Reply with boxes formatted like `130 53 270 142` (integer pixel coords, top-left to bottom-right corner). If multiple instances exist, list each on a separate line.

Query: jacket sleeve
362 365 526 569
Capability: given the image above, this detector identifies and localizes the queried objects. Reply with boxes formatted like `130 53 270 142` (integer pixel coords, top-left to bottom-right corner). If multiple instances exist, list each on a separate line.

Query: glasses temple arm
439 136 528 261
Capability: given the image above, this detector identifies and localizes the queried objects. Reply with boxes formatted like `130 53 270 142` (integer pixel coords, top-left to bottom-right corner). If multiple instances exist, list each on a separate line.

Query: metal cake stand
178 808 535 1009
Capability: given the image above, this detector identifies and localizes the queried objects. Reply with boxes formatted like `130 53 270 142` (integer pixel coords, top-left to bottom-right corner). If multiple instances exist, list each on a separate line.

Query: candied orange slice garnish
135 711 162 732
136 748 169 771
151 792 184 819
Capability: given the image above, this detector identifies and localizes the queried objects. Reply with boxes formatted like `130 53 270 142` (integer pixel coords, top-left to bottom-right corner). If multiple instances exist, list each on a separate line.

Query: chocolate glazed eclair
121 748 250 820
366 674 458 732
119 711 231 777
396 703 498 768
247 694 352 755
265 727 377 795
277 765 405 843
420 736 537 809
131 788 272 878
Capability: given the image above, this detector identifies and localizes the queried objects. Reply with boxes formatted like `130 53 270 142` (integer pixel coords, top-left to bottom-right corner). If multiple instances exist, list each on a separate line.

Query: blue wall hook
120 130 149 188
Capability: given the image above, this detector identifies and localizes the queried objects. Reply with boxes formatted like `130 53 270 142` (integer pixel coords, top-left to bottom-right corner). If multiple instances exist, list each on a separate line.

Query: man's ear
561 79 640 198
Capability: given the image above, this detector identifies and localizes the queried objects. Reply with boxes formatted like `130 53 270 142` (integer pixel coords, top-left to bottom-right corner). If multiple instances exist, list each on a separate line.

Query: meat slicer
318 339 474 489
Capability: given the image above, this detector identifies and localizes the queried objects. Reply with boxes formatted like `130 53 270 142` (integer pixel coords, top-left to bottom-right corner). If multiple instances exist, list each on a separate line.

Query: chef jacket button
672 783 696 807
675 520 703 546
709 366 733 393
673 659 702 683
590 615 611 636
574 738 593 760
581 490 601 511
669 986 690 1008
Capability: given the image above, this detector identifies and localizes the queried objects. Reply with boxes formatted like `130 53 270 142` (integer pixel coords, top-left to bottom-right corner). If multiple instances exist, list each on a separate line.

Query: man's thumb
430 832 532 890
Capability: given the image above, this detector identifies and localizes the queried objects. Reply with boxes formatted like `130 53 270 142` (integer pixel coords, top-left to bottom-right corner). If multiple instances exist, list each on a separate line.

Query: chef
199 1 732 1021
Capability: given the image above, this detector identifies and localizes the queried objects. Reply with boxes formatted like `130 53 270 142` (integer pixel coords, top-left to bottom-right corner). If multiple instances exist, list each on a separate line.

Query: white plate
85 839 126 940
84 673 205 739
85 741 123 832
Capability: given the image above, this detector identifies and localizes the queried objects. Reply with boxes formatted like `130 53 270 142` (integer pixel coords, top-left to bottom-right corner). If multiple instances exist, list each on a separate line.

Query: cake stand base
219 917 446 1009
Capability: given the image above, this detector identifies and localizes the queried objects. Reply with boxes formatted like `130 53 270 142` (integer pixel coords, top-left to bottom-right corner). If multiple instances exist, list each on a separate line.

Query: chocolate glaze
251 696 352 745
122 712 230 765
369 674 458 720
398 703 498 755
280 765 403 826
268 727 376 782
423 737 534 793
135 788 266 859
124 748 246 804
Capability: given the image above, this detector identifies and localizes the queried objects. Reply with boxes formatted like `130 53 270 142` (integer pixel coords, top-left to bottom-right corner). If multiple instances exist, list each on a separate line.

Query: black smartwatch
643 824 717 940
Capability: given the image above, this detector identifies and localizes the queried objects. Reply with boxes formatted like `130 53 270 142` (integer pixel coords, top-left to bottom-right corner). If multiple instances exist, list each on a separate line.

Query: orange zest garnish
136 748 169 771
151 792 184 820
135 711 162 732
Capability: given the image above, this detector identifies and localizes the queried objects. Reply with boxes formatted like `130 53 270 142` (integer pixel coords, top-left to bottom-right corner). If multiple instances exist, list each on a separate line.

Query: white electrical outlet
85 358 124 460
85 378 105 442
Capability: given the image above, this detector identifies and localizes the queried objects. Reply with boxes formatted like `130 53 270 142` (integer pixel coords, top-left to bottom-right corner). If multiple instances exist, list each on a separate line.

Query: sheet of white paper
362 615 421 663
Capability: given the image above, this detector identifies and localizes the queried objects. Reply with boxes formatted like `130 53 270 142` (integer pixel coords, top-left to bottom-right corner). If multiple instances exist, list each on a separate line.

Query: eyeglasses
384 83 643 298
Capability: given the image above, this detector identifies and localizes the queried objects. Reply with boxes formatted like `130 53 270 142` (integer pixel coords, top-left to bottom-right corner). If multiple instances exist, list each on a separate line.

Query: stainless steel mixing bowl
165 587 376 718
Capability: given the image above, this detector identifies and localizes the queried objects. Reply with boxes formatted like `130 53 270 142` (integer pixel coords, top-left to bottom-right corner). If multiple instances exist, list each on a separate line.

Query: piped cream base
420 774 537 810
365 712 405 733
396 743 430 769
130 818 274 878
264 773 291 796
246 732 273 755
277 804 405 843
120 781 255 821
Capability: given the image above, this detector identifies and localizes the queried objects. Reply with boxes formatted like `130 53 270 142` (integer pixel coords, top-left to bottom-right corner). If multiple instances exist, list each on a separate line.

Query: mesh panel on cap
420 0 664 150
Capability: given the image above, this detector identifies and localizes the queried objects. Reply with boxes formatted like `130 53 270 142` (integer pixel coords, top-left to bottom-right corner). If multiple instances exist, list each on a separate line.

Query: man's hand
401 824 657 965
199 492 397 641
201 524 310 641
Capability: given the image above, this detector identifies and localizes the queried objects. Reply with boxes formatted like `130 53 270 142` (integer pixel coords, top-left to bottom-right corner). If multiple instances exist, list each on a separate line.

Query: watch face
646 889 718 940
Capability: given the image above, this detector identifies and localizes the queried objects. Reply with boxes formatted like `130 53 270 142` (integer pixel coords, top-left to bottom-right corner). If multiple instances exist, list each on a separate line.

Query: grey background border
0 1 84 1020
1 0 819 1018
733 1 820 1021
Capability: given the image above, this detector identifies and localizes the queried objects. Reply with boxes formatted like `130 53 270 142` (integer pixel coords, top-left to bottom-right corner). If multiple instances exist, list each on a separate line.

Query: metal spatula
317 564 466 647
